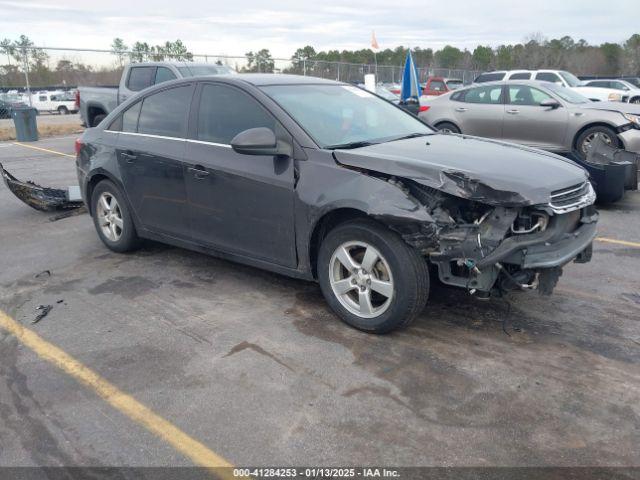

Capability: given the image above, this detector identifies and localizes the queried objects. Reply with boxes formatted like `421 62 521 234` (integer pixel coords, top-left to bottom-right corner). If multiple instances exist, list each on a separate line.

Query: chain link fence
0 46 482 95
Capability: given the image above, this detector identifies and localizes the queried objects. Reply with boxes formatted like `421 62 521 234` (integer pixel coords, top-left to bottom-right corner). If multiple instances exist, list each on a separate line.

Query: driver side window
508 86 552 106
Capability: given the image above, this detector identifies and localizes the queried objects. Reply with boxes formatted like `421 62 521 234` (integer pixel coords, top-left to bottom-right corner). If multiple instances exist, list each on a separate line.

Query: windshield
545 82 590 104
261 84 433 148
559 71 582 87
177 65 236 76
375 87 399 100
446 80 464 90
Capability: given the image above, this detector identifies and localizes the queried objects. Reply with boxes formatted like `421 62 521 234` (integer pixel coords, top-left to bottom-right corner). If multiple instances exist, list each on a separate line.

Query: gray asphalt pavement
0 135 638 468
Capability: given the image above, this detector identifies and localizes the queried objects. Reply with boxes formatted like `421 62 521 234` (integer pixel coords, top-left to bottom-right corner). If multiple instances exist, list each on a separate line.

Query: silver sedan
419 80 640 158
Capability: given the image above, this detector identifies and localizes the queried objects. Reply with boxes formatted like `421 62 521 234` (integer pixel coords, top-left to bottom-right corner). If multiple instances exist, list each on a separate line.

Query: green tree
435 45 464 68
244 49 274 73
600 42 623 74
111 38 128 66
472 45 493 70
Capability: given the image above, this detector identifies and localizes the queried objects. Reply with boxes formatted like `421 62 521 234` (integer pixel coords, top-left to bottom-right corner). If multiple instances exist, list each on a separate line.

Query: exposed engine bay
384 178 597 297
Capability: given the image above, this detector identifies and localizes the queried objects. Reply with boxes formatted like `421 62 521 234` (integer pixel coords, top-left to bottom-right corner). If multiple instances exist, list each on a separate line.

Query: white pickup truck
31 90 78 115
78 61 235 127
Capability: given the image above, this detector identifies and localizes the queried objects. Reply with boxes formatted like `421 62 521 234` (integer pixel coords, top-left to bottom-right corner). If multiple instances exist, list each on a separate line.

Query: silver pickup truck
78 62 235 127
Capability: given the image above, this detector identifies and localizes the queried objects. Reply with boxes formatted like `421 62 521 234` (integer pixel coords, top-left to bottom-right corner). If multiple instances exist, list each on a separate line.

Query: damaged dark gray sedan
76 75 597 333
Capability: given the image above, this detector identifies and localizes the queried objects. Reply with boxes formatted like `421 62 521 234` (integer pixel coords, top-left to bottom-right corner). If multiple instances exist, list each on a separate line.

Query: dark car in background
76 75 597 333
0 94 27 119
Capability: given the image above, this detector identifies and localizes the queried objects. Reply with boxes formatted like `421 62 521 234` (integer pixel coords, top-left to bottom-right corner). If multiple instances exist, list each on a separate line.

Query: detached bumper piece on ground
1 162 84 212
564 135 640 204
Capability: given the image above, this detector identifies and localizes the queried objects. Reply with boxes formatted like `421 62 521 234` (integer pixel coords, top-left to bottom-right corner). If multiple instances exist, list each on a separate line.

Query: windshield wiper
387 132 434 142
324 140 379 150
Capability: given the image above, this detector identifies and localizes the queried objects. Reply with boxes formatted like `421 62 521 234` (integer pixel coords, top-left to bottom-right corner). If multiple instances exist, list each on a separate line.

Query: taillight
75 138 83 155
419 105 430 112
75 90 80 108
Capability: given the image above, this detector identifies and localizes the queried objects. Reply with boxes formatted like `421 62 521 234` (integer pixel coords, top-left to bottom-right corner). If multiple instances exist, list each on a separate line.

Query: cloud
1 0 638 59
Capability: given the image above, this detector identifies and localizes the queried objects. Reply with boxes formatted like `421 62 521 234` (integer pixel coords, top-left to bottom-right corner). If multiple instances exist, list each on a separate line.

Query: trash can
11 107 38 142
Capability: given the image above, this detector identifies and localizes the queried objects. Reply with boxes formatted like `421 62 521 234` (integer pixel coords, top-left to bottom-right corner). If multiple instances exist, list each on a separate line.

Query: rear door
184 82 297 267
452 84 505 138
502 84 568 150
115 84 194 237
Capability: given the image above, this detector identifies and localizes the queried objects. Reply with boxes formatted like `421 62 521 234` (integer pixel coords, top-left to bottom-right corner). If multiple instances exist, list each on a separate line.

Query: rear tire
57 106 69 115
91 114 106 127
435 121 461 134
317 219 429 334
575 125 620 159
91 180 140 253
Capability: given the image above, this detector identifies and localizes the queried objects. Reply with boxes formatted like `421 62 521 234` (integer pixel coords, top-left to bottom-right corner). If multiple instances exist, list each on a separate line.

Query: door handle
121 151 137 163
189 166 210 179
454 107 468 112
506 109 519 115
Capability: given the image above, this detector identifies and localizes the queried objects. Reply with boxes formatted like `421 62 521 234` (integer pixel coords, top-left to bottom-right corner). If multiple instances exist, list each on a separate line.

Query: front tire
576 125 620 158
317 219 429 334
91 114 106 127
91 180 140 253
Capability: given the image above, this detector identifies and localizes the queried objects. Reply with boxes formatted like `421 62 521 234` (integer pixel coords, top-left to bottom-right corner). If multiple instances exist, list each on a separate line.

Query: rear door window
127 67 156 92
535 72 562 84
462 85 503 104
155 67 177 85
137 85 193 138
509 72 531 80
196 83 276 144
474 72 505 83
508 85 552 105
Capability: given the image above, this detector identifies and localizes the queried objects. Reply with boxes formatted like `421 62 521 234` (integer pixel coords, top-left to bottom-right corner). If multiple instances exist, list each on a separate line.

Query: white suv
474 70 627 102
583 79 640 104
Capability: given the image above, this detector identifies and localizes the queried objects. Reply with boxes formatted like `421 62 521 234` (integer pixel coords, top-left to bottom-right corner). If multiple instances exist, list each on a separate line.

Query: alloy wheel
581 132 612 155
96 192 123 242
329 241 394 318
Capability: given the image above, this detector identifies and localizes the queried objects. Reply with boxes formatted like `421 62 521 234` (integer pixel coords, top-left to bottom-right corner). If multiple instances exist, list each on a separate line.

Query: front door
184 83 297 268
502 85 568 151
116 84 194 238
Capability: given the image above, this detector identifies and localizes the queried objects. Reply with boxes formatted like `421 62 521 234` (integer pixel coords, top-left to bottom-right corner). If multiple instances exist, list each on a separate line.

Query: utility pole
22 48 32 107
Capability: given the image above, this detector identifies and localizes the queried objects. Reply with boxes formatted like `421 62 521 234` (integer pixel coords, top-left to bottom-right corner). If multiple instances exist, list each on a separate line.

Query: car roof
187 73 345 86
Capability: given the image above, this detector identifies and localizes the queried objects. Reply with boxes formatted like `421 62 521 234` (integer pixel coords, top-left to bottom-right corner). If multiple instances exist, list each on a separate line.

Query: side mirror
231 127 291 156
540 98 561 109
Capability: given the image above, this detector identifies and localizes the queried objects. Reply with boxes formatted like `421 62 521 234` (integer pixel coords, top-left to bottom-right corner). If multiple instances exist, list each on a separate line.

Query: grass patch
0 123 84 141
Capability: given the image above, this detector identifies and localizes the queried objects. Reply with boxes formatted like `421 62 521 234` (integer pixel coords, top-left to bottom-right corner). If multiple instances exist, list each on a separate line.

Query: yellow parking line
596 237 640 248
12 141 75 158
0 309 234 475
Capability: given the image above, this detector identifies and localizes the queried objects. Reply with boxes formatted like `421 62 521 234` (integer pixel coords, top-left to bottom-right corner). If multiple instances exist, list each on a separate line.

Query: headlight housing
622 112 640 127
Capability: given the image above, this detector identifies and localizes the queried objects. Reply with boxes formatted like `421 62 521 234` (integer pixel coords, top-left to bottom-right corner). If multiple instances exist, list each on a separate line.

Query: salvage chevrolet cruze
76 74 597 333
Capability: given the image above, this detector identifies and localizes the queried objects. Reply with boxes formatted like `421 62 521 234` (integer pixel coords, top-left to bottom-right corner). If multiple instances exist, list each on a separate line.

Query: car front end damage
389 178 597 297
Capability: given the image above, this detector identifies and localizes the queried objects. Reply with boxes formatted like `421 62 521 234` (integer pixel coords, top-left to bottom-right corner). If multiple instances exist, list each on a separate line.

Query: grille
549 182 594 213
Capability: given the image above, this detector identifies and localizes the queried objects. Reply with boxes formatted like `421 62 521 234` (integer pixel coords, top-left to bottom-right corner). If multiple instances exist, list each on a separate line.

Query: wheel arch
572 122 620 151
434 120 461 132
308 208 369 278
86 103 107 126
85 170 123 216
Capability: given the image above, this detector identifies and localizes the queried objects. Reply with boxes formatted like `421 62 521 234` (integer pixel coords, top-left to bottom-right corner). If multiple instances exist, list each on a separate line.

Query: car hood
577 101 640 115
333 134 588 207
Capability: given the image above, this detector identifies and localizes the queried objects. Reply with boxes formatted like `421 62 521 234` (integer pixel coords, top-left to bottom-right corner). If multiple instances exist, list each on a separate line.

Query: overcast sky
1 0 639 59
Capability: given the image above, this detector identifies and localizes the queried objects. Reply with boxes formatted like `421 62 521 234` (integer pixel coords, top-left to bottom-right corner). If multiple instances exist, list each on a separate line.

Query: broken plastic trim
1 162 84 212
